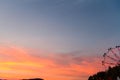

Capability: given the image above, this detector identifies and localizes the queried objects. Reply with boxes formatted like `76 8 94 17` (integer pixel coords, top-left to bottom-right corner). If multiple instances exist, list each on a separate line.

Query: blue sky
0 0 120 54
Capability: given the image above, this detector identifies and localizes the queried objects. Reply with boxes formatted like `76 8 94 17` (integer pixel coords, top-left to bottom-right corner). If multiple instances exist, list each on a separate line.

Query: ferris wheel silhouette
102 46 120 69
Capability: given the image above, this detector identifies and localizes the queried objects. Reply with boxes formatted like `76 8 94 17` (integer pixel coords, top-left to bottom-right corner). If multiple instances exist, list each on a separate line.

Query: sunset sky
0 0 120 80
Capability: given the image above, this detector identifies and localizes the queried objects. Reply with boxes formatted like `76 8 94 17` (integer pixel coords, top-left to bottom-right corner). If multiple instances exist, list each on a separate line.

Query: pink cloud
0 45 104 80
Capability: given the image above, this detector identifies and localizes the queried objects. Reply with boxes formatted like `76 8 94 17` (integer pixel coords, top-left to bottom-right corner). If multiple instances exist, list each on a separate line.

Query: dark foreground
22 78 44 80
88 65 120 80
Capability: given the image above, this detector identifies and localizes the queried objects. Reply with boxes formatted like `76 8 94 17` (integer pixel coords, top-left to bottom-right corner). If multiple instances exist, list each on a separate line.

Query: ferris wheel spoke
103 61 116 65
110 49 120 59
106 55 118 62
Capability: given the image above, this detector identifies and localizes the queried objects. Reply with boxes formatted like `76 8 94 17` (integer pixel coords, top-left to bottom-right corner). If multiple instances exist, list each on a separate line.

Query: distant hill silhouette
88 65 120 80
22 78 44 80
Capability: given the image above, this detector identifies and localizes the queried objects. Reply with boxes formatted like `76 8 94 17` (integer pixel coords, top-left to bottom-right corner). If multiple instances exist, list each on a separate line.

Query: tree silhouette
22 78 44 80
88 65 120 80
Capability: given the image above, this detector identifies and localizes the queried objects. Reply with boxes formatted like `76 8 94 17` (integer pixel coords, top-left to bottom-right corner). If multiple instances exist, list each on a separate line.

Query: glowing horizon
0 45 103 80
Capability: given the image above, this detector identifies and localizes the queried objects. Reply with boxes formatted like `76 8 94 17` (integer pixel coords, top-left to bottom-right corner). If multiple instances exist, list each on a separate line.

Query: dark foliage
22 78 44 80
88 65 120 80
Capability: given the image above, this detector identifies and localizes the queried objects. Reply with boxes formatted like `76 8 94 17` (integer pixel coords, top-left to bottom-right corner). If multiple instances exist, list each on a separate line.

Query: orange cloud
0 45 104 80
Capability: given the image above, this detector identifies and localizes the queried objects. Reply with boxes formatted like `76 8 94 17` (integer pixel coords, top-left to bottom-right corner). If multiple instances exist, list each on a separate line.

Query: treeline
22 78 44 80
88 65 120 80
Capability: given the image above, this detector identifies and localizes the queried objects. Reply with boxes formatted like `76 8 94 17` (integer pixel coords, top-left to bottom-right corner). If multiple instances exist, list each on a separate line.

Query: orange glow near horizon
0 45 104 80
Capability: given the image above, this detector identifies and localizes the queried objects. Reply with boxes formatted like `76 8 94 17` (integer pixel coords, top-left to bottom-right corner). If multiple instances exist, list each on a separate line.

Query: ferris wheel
102 46 120 68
